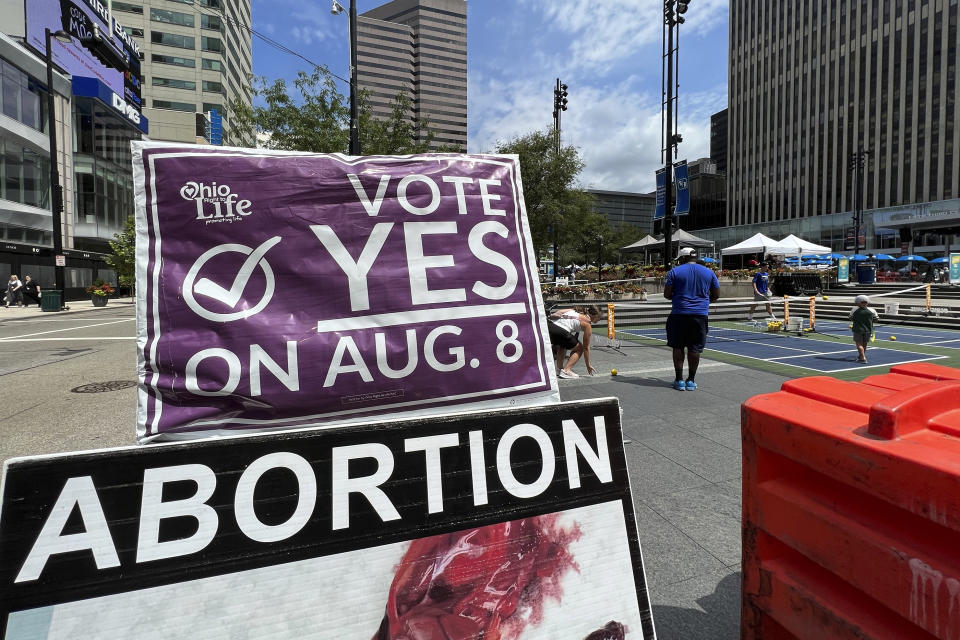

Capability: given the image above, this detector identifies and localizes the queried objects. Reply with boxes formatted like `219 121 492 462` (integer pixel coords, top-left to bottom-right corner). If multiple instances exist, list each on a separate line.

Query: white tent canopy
621 234 660 251
770 234 832 256
720 232 782 256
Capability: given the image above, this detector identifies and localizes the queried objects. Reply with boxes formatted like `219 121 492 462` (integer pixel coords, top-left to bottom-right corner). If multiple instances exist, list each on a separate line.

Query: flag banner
673 160 689 216
0 398 656 640
950 253 960 285
837 257 850 283
132 142 558 443
654 168 666 220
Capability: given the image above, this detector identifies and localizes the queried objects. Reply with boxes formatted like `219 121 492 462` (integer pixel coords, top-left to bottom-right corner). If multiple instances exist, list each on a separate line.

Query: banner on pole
132 143 559 443
0 398 656 639
673 160 689 216
950 253 960 285
654 168 666 220
837 257 850 283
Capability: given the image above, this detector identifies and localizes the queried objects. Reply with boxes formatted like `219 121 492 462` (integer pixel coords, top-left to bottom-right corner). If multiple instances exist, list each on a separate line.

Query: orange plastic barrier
741 363 960 640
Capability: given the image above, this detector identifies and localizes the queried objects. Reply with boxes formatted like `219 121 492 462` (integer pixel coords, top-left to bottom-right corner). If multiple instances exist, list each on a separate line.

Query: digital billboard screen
25 0 142 110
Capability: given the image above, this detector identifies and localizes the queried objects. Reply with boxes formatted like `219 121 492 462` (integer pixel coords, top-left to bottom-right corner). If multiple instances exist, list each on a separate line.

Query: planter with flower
86 282 115 307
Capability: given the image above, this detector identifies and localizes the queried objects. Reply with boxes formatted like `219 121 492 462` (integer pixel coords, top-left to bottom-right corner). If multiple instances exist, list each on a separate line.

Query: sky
250 0 729 194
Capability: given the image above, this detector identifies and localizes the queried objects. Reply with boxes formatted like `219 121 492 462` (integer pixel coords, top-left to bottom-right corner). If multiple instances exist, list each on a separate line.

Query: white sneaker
558 370 579 379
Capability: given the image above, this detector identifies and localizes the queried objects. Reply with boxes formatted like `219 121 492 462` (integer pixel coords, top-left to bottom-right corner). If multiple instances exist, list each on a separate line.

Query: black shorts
548 321 580 351
666 314 709 353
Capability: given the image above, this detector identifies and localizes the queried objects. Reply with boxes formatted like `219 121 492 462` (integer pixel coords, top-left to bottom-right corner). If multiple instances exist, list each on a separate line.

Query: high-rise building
588 189 657 232
358 0 466 151
109 0 252 145
728 1 959 230
709 109 727 174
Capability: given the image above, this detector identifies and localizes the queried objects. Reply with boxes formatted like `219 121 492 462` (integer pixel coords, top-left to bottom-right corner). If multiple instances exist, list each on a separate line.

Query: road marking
0 319 133 341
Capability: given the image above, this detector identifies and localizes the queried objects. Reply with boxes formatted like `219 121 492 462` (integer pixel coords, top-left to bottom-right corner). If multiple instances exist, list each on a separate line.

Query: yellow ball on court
849 323 853 328
610 369 618 376
890 336 897 341
823 295 829 300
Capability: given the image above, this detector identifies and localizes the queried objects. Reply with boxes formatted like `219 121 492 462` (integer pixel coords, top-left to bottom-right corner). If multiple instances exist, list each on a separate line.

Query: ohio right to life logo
180 181 254 224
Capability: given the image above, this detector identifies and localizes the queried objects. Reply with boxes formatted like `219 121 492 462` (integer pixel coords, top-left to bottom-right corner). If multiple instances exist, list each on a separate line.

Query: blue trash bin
856 264 877 285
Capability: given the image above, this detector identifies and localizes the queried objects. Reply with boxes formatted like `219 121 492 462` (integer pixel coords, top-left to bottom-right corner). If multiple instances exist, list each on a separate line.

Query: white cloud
523 0 729 72
468 1 728 193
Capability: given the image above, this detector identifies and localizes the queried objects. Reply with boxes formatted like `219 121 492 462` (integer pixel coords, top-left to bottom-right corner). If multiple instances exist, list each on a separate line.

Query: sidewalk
0 297 135 319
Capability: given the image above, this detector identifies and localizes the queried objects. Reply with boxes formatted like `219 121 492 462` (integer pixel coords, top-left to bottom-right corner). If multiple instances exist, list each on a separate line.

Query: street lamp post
662 0 689 269
850 144 870 256
596 235 603 282
332 0 360 154
44 28 71 311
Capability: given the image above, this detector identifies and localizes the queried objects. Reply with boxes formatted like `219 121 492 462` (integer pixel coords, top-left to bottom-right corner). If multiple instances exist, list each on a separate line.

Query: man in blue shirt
748 262 775 320
663 247 720 391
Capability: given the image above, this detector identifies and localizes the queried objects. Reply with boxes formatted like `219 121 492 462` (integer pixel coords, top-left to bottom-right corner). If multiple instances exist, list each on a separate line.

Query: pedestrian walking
5 274 23 308
548 305 601 379
21 275 41 308
748 262 775 320
663 248 721 390
849 294 879 364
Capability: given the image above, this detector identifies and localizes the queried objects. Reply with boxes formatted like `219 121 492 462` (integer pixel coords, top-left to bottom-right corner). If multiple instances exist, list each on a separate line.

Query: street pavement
0 297 790 640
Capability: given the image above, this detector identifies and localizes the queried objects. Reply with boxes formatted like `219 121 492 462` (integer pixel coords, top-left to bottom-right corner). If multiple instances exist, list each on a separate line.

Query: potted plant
86 281 114 307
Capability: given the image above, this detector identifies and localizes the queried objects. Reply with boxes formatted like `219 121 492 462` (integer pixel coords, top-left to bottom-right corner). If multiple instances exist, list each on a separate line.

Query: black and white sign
0 398 655 639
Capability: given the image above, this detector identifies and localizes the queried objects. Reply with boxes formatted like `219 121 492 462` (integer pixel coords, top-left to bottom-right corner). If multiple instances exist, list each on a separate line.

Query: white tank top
553 310 581 333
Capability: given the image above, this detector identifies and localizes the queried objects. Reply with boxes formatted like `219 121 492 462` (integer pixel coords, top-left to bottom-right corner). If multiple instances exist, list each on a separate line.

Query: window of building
167 0 193 4
202 80 223 94
201 14 223 31
201 58 222 72
0 138 50 208
199 0 221 7
1 60 45 132
121 26 145 37
151 31 195 49
153 77 197 90
151 8 195 27
152 54 196 68
152 99 195 112
202 102 223 114
112 1 142 13
201 36 223 52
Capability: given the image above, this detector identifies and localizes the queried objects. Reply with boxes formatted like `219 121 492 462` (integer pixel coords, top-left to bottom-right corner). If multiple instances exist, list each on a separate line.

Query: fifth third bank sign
132 143 558 442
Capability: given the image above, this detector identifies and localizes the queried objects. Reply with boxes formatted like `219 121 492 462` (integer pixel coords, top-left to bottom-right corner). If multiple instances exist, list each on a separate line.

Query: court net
603 298 817 345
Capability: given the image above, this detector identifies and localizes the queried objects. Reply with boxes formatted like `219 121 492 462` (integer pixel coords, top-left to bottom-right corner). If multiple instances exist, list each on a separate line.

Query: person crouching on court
663 248 720 391
548 306 601 379
849 294 879 364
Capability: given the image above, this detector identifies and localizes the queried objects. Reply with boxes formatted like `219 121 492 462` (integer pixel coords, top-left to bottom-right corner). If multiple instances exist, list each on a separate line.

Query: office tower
728 1 959 227
110 0 252 144
358 0 467 151
710 108 727 174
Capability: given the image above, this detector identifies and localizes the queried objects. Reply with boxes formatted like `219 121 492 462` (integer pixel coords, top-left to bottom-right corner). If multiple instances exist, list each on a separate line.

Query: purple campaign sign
132 142 559 442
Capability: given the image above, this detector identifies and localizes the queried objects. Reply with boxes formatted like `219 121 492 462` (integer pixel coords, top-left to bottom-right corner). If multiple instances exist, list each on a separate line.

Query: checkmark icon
193 236 282 308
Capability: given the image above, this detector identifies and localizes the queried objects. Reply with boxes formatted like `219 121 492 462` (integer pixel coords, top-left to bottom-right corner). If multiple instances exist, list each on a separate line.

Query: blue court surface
621 326 946 373
814 319 960 348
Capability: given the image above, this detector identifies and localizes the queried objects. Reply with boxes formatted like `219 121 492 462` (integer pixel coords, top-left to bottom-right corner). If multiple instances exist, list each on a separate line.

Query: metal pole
349 0 360 154
663 5 675 269
597 236 602 281
854 144 863 255
45 28 65 310
553 78 561 282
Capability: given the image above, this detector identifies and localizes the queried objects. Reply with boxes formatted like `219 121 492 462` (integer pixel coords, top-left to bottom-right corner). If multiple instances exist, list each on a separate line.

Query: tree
230 68 349 152
230 66 443 155
494 130 596 262
106 216 135 294
359 92 435 154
